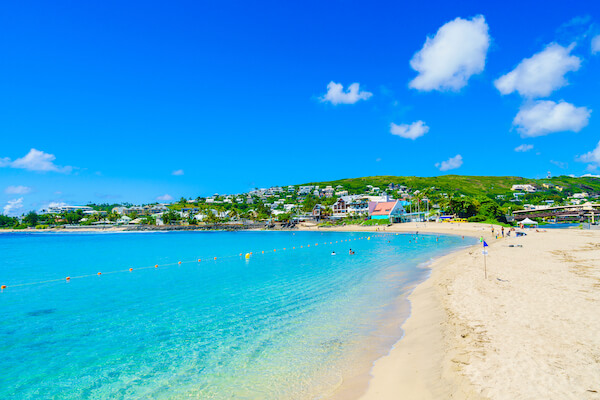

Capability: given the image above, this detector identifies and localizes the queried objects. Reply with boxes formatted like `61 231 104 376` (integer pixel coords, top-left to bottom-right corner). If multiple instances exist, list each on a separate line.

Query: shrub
467 215 487 222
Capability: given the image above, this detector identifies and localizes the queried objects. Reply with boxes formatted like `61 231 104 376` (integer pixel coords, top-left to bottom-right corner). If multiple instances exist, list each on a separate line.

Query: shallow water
0 231 474 399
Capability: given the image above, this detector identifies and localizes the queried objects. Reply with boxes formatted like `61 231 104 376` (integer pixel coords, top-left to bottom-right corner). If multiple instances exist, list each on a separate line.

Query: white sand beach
301 223 600 399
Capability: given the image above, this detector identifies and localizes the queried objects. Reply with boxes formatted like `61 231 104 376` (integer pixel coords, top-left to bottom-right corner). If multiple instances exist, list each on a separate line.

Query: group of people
331 249 355 255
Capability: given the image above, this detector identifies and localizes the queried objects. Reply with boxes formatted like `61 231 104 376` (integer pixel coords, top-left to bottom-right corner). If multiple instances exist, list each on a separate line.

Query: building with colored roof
369 200 406 221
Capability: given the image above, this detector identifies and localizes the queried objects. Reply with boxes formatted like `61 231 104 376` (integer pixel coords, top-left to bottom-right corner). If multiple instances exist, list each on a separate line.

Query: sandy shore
301 223 600 399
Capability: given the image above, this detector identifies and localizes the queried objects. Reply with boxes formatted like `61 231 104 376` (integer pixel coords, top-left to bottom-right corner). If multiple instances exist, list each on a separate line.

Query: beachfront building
332 195 369 218
368 200 406 222
41 205 95 214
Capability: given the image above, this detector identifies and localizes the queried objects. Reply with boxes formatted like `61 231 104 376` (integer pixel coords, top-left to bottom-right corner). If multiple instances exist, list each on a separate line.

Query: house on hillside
312 204 326 220
511 184 536 193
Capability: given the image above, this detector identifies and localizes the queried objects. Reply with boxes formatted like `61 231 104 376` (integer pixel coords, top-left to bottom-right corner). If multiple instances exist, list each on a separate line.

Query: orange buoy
239 253 242 256
97 272 102 276
178 261 182 265
155 264 158 268
1 285 6 289
129 268 133 272
262 251 265 254
283 248 286 250
214 257 217 260
307 244 310 247
250 252 253 255
66 276 70 281
274 249 276 252
198 259 201 262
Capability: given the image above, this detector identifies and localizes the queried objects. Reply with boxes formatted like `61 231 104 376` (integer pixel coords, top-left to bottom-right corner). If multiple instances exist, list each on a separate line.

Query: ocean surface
0 231 474 399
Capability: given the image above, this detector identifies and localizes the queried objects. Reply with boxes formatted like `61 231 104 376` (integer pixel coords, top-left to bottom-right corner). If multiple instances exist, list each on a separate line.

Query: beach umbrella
520 218 538 225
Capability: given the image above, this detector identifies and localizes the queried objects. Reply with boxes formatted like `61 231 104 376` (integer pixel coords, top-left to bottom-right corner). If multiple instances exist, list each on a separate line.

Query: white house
511 184 536 193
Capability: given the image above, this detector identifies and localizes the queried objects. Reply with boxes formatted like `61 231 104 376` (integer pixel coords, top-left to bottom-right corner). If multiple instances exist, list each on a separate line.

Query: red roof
371 201 397 216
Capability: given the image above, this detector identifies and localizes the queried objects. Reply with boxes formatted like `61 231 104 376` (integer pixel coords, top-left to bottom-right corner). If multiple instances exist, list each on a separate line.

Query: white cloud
0 149 73 173
172 169 184 176
495 43 581 98
409 15 490 91
320 81 372 105
5 185 32 194
435 154 463 171
390 120 429 140
156 194 174 202
513 100 591 137
576 140 600 167
592 35 600 54
3 198 23 215
514 144 534 152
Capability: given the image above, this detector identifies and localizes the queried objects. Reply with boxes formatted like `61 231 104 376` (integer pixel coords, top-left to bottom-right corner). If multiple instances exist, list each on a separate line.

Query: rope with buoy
0 233 396 291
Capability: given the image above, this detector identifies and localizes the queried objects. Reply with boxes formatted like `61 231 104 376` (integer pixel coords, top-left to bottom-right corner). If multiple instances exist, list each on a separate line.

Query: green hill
301 175 600 197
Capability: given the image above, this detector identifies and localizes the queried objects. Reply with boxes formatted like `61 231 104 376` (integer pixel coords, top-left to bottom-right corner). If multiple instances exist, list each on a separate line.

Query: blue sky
1 0 600 214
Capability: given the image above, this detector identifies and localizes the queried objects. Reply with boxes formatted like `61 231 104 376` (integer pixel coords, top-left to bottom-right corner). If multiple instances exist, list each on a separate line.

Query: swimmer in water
331 251 336 255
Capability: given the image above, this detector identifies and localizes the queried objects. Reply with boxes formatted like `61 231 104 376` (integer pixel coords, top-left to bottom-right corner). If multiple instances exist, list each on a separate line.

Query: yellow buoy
245 253 251 259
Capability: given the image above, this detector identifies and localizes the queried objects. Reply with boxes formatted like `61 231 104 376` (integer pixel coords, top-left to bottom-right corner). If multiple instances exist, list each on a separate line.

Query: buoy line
1 234 399 291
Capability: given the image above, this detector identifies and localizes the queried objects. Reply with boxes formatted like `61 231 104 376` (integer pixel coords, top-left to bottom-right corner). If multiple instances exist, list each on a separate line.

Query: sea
0 230 475 399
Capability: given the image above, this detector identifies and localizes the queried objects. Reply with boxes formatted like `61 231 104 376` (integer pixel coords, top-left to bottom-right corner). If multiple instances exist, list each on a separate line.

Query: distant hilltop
298 175 600 198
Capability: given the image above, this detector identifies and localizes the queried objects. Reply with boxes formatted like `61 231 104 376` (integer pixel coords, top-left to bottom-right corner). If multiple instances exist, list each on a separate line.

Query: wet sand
301 223 600 399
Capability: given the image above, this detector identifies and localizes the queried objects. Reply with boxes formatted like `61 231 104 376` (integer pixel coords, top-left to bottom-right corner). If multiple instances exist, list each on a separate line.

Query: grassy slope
300 175 600 197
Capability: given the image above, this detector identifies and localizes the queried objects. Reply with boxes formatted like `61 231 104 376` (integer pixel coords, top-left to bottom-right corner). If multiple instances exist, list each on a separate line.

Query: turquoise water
0 231 474 399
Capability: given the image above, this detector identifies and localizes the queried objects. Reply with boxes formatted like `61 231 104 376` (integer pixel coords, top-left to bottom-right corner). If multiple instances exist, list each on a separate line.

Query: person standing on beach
501 226 505 237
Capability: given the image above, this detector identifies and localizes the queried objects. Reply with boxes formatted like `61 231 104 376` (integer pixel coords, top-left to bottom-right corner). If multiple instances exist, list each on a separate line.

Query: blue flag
483 241 488 247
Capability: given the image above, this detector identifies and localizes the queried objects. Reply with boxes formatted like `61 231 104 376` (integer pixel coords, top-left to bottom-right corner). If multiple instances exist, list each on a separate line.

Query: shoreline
350 224 600 399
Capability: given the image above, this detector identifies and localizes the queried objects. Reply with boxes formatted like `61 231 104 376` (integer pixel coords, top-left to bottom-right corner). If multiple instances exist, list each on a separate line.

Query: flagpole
484 251 487 279
482 240 488 279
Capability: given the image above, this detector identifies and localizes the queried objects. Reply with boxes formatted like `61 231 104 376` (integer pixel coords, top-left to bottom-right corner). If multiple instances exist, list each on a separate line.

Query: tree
23 211 39 226
0 215 18 227
447 197 478 217
62 211 83 224
476 197 501 219
163 210 180 224
277 212 292 222
142 216 156 225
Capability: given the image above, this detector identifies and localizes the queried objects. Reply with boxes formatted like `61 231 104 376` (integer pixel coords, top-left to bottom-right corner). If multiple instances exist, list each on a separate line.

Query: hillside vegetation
301 175 600 197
